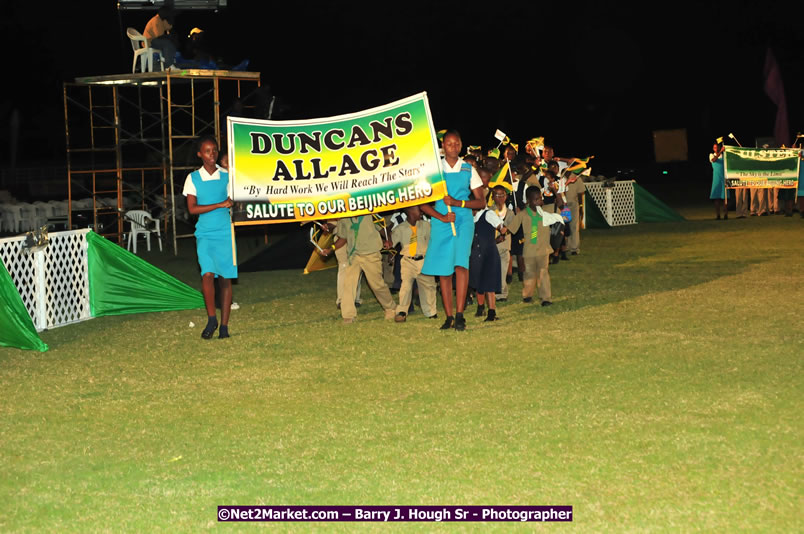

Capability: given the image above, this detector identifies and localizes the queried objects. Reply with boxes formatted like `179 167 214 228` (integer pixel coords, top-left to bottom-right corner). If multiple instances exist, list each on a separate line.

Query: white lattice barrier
585 180 637 227
0 229 91 331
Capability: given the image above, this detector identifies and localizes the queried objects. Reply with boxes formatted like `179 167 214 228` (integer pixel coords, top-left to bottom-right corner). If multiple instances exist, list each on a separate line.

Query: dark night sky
4 1 804 175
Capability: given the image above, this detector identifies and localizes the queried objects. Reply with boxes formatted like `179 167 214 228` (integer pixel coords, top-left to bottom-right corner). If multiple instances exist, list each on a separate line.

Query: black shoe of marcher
484 309 498 322
474 304 485 317
201 323 217 340
506 274 513 284
523 297 533 303
541 301 552 307
219 325 230 339
454 314 466 331
550 255 559 264
571 251 578 255
427 314 438 319
497 297 507 302
395 312 407 323
560 252 569 261
355 302 361 308
440 316 454 330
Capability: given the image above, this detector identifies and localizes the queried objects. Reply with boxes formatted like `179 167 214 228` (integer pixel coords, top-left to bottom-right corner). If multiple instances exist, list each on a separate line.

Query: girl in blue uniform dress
420 130 487 331
183 136 236 339
710 142 728 220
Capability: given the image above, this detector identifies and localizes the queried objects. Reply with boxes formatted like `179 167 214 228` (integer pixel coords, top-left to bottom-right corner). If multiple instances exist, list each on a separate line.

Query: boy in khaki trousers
506 187 564 306
391 206 438 322
320 215 396 323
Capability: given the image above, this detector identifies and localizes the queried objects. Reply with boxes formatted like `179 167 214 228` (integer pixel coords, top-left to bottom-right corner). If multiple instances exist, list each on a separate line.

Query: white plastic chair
125 210 162 253
48 200 68 217
17 203 36 232
32 201 51 228
0 203 18 232
127 28 164 73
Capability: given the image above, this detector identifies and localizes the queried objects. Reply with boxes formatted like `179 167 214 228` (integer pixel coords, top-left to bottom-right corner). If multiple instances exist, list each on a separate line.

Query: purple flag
763 47 790 147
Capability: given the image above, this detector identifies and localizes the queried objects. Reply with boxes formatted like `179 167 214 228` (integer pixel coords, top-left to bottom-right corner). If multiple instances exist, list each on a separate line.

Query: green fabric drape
87 232 204 317
583 192 610 229
584 184 685 228
0 258 48 352
634 183 685 223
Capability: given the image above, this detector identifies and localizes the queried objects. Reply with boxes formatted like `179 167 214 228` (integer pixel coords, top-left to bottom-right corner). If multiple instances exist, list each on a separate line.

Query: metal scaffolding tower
63 69 261 254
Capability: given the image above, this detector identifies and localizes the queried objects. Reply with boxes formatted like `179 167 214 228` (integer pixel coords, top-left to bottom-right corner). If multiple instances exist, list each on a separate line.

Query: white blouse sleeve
182 173 196 197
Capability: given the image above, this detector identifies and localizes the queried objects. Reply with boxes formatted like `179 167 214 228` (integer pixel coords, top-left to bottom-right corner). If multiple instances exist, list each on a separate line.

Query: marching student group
316 130 588 332
183 131 589 337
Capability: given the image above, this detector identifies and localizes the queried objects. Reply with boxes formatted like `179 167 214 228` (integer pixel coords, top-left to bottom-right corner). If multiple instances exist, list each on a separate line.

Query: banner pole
447 204 456 236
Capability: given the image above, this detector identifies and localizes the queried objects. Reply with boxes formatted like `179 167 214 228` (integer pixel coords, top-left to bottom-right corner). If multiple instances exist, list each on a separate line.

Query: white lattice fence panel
586 181 637 227
0 229 91 331
44 231 91 329
0 238 36 319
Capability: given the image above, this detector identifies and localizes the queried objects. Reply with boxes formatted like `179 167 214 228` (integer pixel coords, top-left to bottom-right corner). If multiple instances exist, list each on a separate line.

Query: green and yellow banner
227 93 445 224
724 146 799 188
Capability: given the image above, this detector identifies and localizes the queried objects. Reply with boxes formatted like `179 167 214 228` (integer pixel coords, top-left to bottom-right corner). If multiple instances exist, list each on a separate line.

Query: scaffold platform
63 69 262 254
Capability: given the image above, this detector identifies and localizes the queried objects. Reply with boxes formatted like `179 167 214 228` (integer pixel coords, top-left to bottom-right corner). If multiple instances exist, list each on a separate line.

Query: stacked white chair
125 209 162 253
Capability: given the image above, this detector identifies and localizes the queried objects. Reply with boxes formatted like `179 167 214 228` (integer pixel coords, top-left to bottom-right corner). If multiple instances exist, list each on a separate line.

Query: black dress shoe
219 325 230 339
523 297 533 303
426 314 438 319
541 301 552 307
454 315 467 331
474 304 485 317
560 252 569 261
201 324 217 339
440 316 454 330
484 309 498 322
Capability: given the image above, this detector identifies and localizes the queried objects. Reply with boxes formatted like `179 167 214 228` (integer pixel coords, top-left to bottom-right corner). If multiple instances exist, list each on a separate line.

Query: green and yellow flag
566 156 594 175
489 161 513 192
526 137 545 154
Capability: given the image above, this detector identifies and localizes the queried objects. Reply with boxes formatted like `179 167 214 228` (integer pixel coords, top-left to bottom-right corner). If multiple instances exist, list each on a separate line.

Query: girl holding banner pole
420 130 486 331
183 135 237 339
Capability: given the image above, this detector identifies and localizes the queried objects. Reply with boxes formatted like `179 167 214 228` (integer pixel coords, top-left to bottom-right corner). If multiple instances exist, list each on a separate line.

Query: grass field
1 201 802 532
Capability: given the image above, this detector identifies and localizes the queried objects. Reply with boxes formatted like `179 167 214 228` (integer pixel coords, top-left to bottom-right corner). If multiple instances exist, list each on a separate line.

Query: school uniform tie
526 207 542 244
